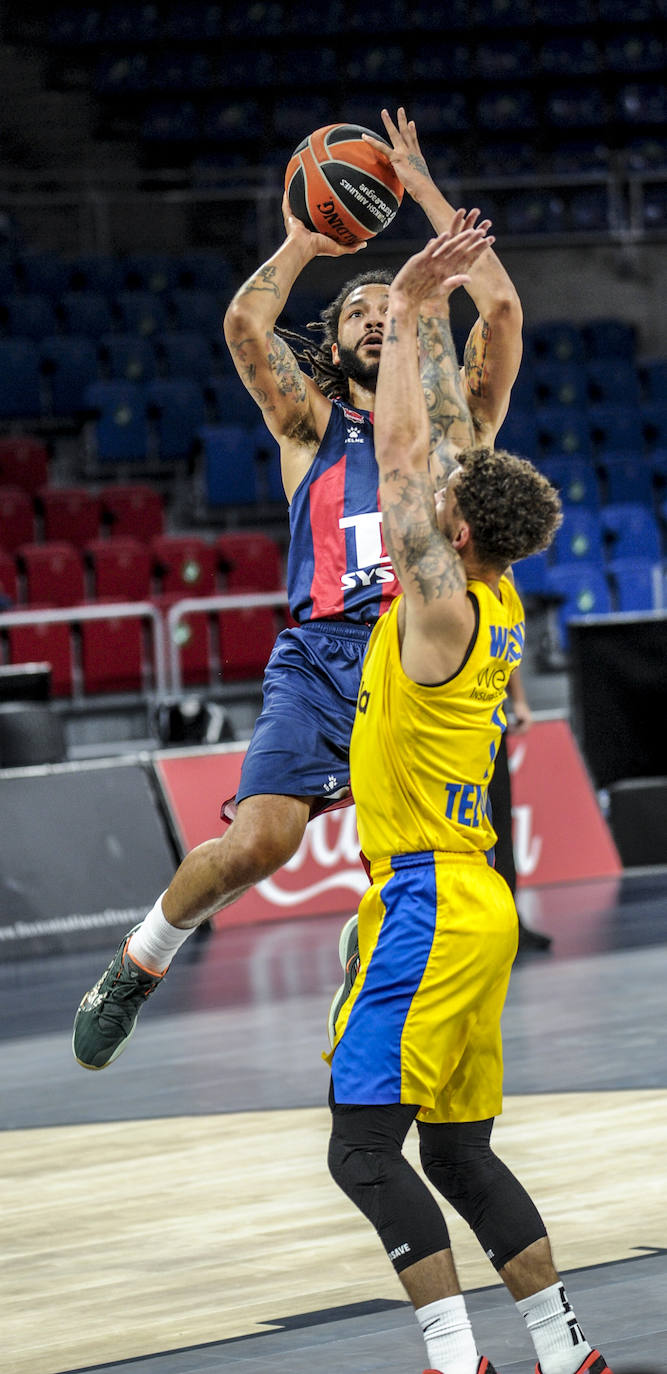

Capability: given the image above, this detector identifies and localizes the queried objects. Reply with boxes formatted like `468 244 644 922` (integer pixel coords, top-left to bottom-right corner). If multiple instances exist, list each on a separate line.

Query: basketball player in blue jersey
326 221 612 1374
72 109 527 1071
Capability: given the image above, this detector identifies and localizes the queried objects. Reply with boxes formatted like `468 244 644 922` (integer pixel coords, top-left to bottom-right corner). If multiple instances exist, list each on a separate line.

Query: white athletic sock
127 894 194 974
416 1294 478 1374
517 1282 592 1374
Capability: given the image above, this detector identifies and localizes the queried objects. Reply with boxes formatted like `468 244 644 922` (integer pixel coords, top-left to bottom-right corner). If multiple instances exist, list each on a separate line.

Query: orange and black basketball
284 123 404 247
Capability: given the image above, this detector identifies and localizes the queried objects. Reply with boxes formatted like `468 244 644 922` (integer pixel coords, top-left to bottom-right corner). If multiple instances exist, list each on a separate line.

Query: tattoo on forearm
381 469 466 604
240 264 281 299
419 313 474 483
464 318 491 398
386 315 399 343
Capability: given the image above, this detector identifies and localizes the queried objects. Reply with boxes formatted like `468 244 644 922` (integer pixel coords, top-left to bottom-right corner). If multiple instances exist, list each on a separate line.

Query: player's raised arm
375 216 493 683
366 109 523 444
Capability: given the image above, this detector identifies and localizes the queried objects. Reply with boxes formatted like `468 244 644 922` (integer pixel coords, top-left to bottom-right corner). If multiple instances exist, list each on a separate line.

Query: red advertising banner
153 718 621 929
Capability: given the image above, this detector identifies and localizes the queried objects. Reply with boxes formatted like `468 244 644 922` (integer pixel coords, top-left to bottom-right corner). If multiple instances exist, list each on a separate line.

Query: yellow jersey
349 576 525 865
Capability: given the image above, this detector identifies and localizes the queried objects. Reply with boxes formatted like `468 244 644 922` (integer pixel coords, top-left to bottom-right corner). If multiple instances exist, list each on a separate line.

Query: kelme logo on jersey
338 511 397 590
345 426 364 443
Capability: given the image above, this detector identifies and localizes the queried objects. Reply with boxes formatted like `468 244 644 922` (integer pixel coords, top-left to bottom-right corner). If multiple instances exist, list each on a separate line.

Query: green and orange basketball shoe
72 927 166 1070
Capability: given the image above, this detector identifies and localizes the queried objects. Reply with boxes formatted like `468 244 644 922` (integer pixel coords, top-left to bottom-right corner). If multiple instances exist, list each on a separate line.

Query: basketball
284 123 404 247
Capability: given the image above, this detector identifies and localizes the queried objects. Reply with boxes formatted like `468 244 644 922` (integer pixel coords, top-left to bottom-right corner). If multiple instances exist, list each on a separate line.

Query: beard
336 344 380 391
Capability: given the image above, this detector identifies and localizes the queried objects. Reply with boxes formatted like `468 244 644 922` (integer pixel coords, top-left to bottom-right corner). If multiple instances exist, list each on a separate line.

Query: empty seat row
0 252 233 299
0 483 165 552
0 293 231 342
0 531 284 606
497 401 667 462
514 557 664 650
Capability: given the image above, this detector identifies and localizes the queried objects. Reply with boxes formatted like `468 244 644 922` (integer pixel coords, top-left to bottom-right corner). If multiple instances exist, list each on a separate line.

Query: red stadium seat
99 483 165 541
216 531 284 592
80 606 147 694
0 548 18 605
18 542 85 607
151 535 217 596
0 436 49 495
218 606 278 681
0 486 35 553
38 486 102 548
160 595 212 686
85 537 152 601
5 618 73 697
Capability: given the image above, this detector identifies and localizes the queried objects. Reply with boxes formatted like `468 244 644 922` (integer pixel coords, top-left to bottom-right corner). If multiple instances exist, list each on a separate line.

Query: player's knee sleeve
418 1120 546 1271
328 1111 450 1272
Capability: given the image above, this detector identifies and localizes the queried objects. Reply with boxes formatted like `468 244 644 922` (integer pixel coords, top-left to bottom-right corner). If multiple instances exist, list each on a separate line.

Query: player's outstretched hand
391 209 494 305
282 193 367 257
362 107 434 200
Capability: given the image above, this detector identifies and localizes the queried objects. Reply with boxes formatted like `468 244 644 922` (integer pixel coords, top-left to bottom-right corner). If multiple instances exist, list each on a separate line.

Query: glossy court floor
2 869 666 1374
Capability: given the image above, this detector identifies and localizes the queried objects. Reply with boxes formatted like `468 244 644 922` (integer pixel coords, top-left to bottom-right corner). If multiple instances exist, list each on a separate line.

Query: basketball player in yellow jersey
327 217 613 1374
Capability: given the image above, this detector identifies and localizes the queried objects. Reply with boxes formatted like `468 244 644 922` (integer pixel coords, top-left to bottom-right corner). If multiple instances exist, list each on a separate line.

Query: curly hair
278 269 395 399
453 447 562 569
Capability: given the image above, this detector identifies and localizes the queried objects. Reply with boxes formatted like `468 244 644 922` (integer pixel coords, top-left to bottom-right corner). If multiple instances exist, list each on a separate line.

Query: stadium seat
80 609 147 694
39 335 99 415
16 253 71 298
582 318 637 360
552 507 605 564
537 406 593 460
38 487 101 548
526 322 585 365
85 537 152 600
150 534 217 596
567 187 610 233
155 331 215 382
146 378 206 461
205 375 258 425
539 35 601 75
0 486 35 553
0 437 48 496
503 189 567 236
600 502 662 560
60 291 115 337
545 86 606 129
0 548 17 605
99 334 157 383
1 293 58 340
639 358 667 402
200 424 259 506
161 595 212 686
99 483 164 540
83 381 148 463
586 358 641 407
512 550 550 597
544 563 612 647
18 542 85 606
588 405 644 456
494 409 539 460
642 401 667 453
115 291 169 337
122 255 180 294
599 453 655 505
475 38 533 80
534 361 588 410
177 253 233 294
476 87 537 131
142 100 200 144
0 339 42 419
216 531 284 592
253 425 284 503
67 258 125 296
218 606 278 681
539 457 600 510
168 290 223 337
5 619 73 697
607 557 659 612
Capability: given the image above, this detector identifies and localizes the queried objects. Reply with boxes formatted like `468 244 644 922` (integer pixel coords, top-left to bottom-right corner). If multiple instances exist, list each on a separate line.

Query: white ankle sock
128 894 194 974
517 1282 592 1374
416 1294 478 1374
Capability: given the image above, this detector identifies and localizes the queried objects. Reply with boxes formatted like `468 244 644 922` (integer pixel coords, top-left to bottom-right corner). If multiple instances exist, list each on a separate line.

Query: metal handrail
0 601 167 697
165 590 289 694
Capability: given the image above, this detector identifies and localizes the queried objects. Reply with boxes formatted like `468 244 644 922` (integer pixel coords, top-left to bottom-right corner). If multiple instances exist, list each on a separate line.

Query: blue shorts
235 619 373 806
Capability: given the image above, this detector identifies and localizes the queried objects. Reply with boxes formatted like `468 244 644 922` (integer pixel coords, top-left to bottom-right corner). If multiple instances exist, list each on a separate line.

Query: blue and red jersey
286 399 401 625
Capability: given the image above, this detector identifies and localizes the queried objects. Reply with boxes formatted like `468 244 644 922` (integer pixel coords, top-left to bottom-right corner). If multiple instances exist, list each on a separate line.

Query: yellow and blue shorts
328 849 518 1124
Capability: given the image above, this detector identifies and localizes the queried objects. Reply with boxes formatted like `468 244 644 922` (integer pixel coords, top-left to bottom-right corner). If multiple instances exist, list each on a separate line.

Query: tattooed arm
418 305 474 489
375 220 492 685
223 199 361 498
365 108 523 445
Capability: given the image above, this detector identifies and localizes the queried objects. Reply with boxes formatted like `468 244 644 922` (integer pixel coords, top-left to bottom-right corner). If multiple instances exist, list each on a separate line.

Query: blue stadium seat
567 186 610 233
539 35 600 75
475 39 533 80
617 82 667 125
537 406 593 460
206 375 258 426
545 87 606 128
534 361 588 410
0 339 42 418
604 33 665 74
156 331 215 382
17 254 71 298
504 190 567 236
639 358 667 402
252 424 283 502
599 453 655 505
60 290 115 337
607 558 659 613
586 358 641 408
539 457 600 510
582 318 637 360
600 502 662 560
84 381 148 463
1 293 58 340
544 563 612 647
99 333 157 384
512 550 550 597
495 408 539 460
588 404 644 456
202 99 263 143
115 291 168 337
39 336 99 415
67 257 125 295
200 424 259 506
526 321 585 365
122 255 180 294
412 41 469 84
218 48 276 89
169 290 223 337
476 87 537 131
552 507 605 565
549 139 610 174
146 379 206 461
410 91 470 134
177 253 233 294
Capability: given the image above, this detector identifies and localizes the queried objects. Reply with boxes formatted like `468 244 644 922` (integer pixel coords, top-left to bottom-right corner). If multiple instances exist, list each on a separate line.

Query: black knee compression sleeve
418 1119 547 1271
328 1102 451 1273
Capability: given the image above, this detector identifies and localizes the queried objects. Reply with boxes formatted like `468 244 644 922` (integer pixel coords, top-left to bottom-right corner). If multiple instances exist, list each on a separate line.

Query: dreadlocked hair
277 269 395 400
454 447 563 570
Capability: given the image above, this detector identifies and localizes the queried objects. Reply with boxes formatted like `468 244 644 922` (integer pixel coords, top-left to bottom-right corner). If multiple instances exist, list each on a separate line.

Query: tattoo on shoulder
464 318 491 398
380 469 466 604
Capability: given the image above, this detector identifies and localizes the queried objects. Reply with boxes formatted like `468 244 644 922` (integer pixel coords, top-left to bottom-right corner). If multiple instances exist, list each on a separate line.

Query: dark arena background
0 3 666 1372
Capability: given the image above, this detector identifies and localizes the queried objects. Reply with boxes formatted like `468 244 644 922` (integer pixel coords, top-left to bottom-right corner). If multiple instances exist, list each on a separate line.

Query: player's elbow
223 296 254 343
487 288 523 332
